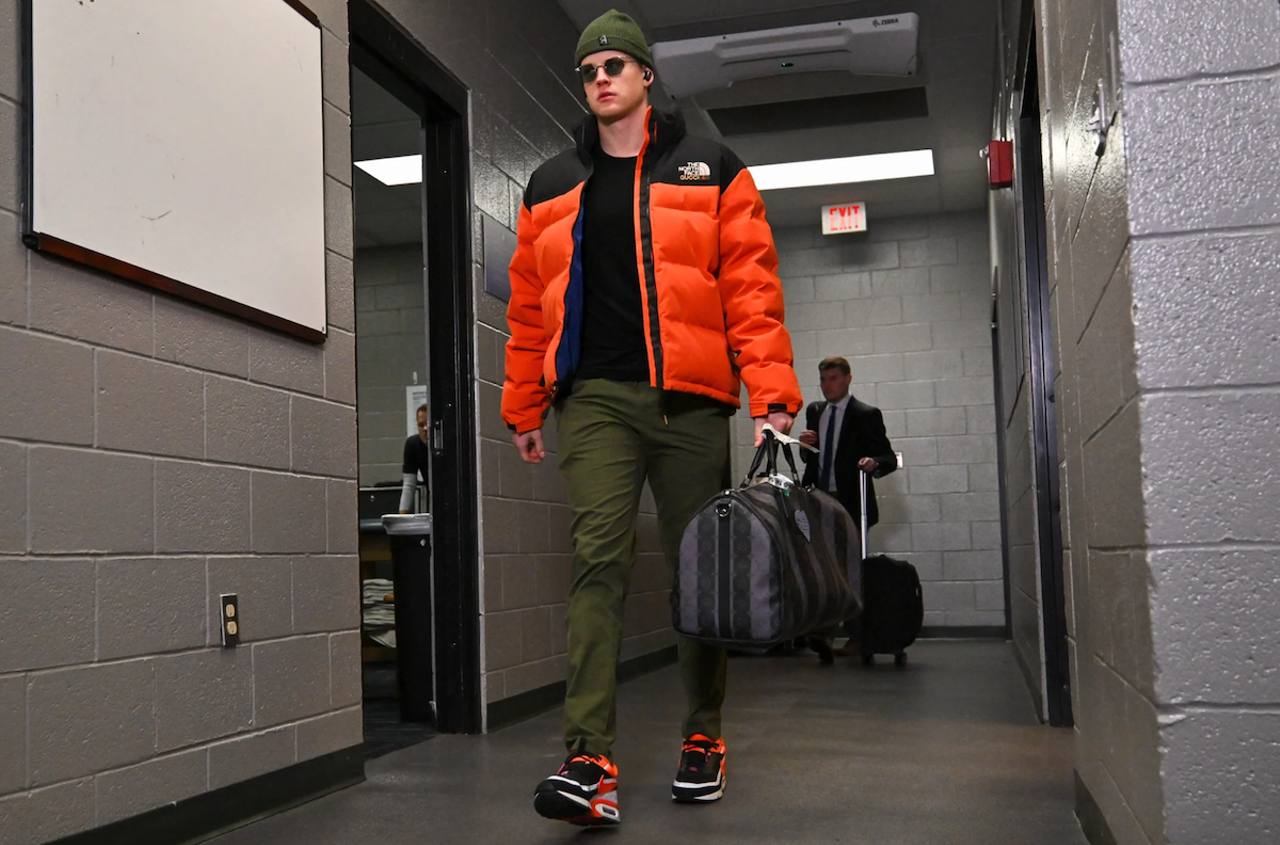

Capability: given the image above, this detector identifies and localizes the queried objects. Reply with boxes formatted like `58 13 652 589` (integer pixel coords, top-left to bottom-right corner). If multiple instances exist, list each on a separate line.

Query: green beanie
575 9 653 69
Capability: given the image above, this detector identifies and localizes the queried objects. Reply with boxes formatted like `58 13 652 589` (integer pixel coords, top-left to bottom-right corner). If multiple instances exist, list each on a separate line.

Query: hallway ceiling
556 0 998 226
351 67 424 250
352 0 999 249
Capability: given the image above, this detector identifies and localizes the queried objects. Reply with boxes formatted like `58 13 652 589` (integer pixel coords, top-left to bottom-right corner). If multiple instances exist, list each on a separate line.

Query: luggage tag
759 423 818 452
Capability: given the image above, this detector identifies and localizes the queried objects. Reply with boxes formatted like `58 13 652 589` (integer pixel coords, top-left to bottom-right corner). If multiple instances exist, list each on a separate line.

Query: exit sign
821 202 867 235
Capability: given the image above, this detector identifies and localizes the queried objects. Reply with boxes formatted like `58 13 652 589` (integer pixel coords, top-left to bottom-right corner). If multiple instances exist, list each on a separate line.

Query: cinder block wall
372 0 672 715
354 245 426 487
1118 1 1280 842
760 211 1003 631
0 1 360 841
1002 0 1160 840
998 0 1280 842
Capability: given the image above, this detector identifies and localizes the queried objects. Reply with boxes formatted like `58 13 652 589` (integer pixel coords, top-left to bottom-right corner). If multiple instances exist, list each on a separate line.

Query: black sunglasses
575 56 636 83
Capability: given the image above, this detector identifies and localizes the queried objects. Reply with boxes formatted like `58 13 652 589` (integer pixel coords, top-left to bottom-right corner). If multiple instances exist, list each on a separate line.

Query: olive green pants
556 379 731 757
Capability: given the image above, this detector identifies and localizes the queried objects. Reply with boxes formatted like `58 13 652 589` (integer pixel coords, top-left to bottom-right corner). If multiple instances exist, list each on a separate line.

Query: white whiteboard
29 0 327 339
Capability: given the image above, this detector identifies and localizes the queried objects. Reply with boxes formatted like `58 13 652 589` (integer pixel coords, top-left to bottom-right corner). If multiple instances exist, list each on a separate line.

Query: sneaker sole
672 778 725 803
534 787 620 825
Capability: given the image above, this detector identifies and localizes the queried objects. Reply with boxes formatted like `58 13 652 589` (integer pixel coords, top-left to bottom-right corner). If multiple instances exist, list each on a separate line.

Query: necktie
820 405 837 490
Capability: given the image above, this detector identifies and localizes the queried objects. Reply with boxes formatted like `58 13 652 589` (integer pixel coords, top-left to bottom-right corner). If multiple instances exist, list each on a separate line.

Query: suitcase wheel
894 652 908 669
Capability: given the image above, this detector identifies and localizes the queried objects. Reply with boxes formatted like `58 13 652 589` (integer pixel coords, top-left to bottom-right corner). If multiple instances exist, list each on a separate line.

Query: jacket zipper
552 167 593 398
637 114 664 392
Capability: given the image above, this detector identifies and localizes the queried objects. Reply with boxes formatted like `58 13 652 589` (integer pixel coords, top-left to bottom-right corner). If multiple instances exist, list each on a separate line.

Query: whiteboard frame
21 0 329 342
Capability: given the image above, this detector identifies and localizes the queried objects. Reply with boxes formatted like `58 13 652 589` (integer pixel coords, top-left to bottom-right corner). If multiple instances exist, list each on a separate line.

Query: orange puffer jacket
501 107 801 433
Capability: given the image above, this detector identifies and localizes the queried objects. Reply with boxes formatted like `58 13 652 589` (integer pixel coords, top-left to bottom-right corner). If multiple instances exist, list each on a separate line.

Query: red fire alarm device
987 140 1013 189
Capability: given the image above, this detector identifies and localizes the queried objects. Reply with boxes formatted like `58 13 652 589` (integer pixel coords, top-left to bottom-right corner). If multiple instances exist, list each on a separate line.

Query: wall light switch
220 593 240 647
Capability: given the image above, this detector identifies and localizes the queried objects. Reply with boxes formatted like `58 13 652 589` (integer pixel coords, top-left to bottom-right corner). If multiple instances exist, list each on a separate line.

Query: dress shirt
819 394 852 493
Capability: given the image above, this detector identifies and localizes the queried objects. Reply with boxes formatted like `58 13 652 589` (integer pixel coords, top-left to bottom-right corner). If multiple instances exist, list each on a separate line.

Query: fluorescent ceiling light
749 149 934 190
354 155 422 186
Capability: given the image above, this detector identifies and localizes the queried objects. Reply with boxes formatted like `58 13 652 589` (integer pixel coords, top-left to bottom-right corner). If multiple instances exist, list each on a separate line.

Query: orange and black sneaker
671 734 726 802
533 748 620 825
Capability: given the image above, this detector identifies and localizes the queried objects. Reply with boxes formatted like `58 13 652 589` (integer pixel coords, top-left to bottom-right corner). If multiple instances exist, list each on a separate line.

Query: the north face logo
598 35 609 45
678 161 711 181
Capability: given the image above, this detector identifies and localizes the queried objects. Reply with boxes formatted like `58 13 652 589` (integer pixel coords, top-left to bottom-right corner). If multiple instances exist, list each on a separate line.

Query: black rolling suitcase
672 429 863 650
856 472 923 667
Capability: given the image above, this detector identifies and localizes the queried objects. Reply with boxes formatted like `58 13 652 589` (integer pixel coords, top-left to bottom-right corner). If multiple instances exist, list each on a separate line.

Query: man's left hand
858 457 878 474
753 412 795 447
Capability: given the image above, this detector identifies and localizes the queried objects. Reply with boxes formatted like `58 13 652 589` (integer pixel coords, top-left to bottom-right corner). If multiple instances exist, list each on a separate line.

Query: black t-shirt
402 434 430 494
576 146 649 382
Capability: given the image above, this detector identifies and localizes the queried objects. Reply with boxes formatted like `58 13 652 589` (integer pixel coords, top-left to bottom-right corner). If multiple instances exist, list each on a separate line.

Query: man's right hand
512 428 546 464
798 429 818 447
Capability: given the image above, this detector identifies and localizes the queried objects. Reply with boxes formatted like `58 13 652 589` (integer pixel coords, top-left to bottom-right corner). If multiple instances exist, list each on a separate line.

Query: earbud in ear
643 69 652 81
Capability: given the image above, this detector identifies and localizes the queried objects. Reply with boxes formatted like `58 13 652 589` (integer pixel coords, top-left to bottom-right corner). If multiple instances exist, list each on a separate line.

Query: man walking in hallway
502 8 802 827
799 355 898 661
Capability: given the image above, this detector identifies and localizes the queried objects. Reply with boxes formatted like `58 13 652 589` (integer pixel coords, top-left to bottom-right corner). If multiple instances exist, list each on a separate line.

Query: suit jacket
800 397 897 527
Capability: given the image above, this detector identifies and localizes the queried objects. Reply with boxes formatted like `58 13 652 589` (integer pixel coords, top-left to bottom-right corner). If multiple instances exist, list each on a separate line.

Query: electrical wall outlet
220 593 240 647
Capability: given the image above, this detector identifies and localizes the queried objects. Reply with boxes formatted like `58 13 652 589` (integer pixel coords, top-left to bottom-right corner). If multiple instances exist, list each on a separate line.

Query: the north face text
678 161 711 181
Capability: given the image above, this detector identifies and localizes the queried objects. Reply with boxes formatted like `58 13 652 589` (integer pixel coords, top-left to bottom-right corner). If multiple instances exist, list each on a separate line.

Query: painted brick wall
353 245 426 487
1118 1 1280 842
1000 1 1161 841
761 211 1002 630
0 0 360 840
371 0 673 714
992 0 1280 842
1018 0 1280 839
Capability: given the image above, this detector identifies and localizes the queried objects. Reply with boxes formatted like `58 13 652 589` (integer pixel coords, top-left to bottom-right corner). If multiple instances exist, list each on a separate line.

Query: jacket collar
574 106 686 165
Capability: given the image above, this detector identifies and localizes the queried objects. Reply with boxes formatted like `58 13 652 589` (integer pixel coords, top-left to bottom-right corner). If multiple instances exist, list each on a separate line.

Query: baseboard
1011 635 1045 719
487 645 679 731
487 677 565 733
1074 770 1119 845
49 745 364 845
918 625 1008 639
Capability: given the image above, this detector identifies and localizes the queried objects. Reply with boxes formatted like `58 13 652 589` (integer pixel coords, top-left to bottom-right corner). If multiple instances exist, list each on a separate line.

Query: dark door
351 1 481 735
1017 43 1071 728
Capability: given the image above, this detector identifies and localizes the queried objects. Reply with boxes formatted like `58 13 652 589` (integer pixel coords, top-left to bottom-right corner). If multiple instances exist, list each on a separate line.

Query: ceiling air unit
651 14 920 100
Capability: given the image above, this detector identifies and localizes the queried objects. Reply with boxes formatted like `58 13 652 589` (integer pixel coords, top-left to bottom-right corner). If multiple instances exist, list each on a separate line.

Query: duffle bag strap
742 426 804 487
742 427 780 487
777 440 801 483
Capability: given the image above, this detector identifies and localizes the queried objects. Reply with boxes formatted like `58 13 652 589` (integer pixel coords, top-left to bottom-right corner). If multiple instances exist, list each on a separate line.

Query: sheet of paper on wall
405 384 429 437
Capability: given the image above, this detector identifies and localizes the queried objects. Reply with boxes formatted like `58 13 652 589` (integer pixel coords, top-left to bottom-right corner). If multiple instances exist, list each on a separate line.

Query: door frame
1016 35 1071 728
350 0 481 734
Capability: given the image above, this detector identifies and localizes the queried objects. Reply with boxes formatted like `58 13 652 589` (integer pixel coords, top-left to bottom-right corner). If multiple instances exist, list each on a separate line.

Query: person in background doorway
501 8 802 827
799 355 898 662
399 403 430 514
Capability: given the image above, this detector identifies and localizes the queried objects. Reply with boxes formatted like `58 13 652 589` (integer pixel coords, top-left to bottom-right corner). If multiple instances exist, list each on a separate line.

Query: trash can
381 513 434 723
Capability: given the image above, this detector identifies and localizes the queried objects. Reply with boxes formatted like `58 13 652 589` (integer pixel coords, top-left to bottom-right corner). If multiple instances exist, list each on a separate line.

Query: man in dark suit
798 355 898 662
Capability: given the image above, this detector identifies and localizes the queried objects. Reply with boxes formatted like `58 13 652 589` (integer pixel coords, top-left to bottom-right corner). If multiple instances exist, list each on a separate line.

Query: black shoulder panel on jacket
524 148 590 210
716 143 749 193
647 134 749 193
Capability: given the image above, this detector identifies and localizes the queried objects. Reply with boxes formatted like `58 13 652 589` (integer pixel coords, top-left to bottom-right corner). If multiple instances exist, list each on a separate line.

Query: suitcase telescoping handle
859 470 870 558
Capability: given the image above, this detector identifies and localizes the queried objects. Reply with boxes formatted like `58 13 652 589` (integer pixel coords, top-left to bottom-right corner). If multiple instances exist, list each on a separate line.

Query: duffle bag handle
742 429 777 486
741 425 805 488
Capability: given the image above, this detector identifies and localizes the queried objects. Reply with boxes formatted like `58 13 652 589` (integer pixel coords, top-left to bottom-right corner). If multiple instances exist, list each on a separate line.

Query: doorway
350 0 481 751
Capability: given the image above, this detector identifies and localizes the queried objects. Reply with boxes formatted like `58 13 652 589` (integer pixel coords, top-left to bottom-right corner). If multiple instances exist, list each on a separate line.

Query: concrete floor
211 641 1088 844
